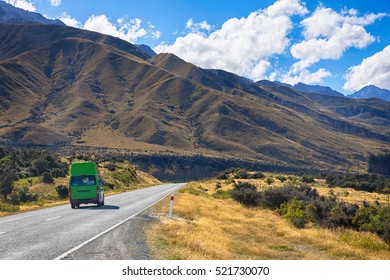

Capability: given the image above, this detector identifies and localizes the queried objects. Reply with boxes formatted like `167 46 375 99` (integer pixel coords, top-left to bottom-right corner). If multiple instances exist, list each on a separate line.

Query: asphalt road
0 183 184 260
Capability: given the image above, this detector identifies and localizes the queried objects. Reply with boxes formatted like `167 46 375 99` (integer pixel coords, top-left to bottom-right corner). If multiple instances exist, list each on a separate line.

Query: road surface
0 183 184 260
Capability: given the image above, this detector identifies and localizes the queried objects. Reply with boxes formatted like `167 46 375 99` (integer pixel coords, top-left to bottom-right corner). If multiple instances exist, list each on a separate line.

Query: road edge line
54 184 184 260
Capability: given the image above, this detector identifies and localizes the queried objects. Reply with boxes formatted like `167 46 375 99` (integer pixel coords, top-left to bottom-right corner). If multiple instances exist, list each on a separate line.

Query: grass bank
0 160 160 217
146 178 390 260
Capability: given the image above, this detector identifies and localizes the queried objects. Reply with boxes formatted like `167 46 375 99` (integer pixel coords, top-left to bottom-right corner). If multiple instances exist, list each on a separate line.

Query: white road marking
54 184 184 260
46 216 61 222
0 232 5 235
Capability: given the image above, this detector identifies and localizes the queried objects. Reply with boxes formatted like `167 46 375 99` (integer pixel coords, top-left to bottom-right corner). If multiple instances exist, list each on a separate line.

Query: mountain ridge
0 1 64 25
349 85 390 101
0 23 389 176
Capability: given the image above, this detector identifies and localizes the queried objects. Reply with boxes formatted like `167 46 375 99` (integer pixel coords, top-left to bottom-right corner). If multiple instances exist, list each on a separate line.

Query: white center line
46 216 61 222
0 232 5 235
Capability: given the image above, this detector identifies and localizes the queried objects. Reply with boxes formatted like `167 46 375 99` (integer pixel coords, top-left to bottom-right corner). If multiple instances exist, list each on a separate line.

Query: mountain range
0 1 64 25
277 81 390 101
0 4 389 178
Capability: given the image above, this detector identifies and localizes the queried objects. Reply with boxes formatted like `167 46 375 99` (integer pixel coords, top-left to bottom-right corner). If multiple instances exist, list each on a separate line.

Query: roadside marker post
169 193 174 219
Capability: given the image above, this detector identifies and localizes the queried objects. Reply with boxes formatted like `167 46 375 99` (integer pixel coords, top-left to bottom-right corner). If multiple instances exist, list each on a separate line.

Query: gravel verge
62 209 157 260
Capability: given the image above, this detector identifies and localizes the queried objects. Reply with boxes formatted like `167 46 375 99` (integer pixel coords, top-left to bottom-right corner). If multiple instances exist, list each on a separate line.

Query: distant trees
368 153 390 176
325 173 390 193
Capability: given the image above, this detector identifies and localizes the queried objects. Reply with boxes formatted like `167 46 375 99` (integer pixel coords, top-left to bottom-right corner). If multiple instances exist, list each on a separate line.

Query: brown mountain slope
0 24 389 175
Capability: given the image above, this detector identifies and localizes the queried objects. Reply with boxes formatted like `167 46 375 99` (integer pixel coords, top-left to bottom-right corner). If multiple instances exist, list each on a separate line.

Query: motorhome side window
71 175 96 186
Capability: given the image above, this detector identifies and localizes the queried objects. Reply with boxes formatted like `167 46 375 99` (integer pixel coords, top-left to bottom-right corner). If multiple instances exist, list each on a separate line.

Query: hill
349 85 390 101
0 24 389 179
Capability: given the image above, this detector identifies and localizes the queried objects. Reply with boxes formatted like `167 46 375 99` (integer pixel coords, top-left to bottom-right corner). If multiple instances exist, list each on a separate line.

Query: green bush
276 199 312 228
352 205 386 234
302 175 315 183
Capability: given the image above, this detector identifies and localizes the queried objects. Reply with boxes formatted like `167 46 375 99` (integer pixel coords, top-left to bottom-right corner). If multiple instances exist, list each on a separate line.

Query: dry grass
146 180 390 260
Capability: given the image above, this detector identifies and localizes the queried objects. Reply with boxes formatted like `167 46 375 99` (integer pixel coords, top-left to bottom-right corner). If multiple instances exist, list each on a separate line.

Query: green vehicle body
69 162 104 209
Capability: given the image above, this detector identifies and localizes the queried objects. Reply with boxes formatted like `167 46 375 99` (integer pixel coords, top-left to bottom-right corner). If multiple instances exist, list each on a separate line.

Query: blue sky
4 0 390 94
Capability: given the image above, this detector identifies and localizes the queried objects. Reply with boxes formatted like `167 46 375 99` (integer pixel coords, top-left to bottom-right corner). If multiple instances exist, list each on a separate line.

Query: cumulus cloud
58 12 82 28
281 68 332 85
343 45 390 91
53 11 161 43
82 15 162 43
185 18 212 34
4 0 36 12
279 5 387 86
50 0 61 7
290 6 385 74
155 0 308 81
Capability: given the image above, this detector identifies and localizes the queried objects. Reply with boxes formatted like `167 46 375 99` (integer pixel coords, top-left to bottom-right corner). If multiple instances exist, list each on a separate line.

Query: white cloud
83 15 150 43
50 0 61 7
155 0 308 81
281 68 332 85
4 0 36 12
343 45 390 91
265 0 308 16
58 12 82 28
185 18 212 34
280 5 386 86
290 6 384 73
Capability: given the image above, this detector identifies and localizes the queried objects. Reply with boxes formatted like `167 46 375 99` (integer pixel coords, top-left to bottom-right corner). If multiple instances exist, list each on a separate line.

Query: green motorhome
69 162 104 208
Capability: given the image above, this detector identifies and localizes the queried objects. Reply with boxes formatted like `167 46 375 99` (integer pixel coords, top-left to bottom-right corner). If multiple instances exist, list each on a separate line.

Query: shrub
215 172 228 180
234 169 249 179
230 182 260 206
105 162 117 172
321 202 359 229
42 172 54 184
353 205 385 234
266 177 275 185
276 199 312 228
302 175 315 183
56 185 69 199
0 170 16 200
50 168 67 178
10 186 38 204
250 172 265 179
276 175 287 182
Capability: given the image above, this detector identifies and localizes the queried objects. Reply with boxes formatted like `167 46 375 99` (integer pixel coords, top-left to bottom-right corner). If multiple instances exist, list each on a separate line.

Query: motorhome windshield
71 175 96 187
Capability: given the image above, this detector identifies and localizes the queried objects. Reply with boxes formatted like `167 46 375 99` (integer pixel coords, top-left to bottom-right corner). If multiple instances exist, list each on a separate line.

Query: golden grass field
146 178 390 260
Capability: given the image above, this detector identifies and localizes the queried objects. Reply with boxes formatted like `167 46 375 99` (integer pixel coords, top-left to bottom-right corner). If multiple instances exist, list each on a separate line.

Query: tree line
0 147 68 201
